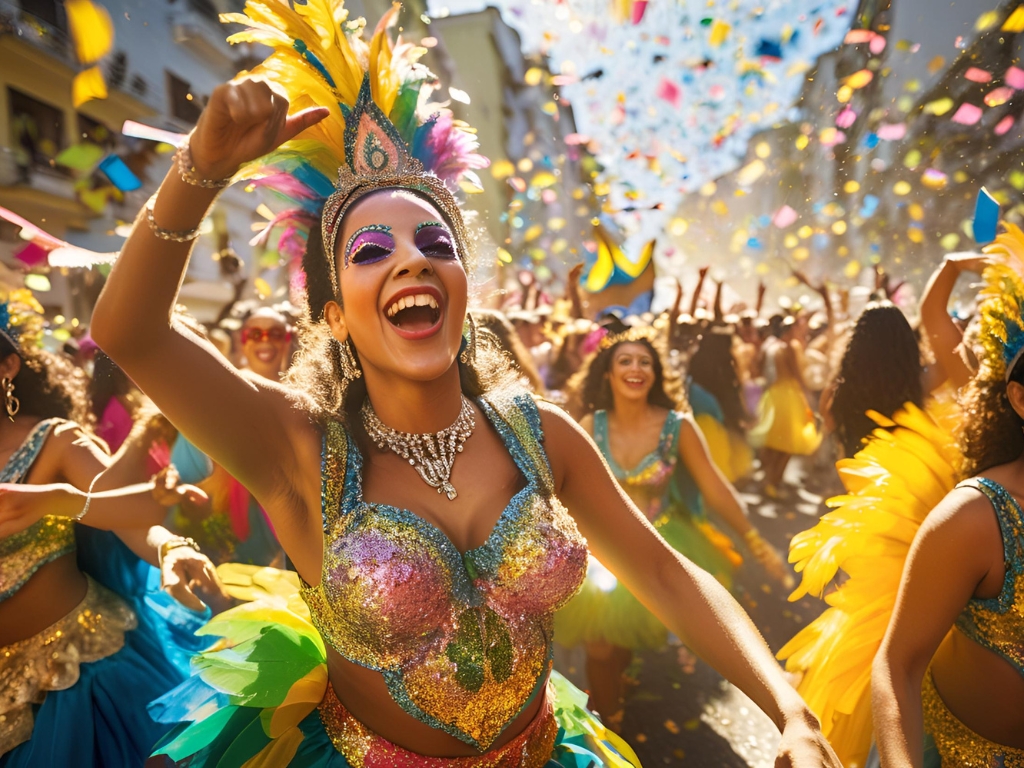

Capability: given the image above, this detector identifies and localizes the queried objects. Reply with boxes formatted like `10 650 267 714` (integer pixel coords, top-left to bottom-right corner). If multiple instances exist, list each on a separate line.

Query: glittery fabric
0 419 74 604
318 683 558 768
301 390 588 750
0 576 137 755
922 669 1024 767
593 409 681 520
954 478 1024 677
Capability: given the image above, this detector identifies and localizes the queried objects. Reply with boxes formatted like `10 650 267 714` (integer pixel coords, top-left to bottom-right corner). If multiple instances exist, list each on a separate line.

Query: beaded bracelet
176 141 233 189
145 196 202 242
158 536 201 569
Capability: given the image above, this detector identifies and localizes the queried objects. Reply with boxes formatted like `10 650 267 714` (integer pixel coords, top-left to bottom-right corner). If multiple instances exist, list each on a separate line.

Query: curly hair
285 209 519 425
567 334 686 419
473 309 546 394
830 302 923 457
688 328 746 431
958 359 1024 477
0 336 91 425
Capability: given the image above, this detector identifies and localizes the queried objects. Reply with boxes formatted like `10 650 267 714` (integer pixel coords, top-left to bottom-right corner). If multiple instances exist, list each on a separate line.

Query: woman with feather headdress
86 1 841 765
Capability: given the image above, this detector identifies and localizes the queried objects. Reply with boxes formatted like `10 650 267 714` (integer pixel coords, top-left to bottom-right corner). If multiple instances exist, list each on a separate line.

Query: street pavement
555 455 844 767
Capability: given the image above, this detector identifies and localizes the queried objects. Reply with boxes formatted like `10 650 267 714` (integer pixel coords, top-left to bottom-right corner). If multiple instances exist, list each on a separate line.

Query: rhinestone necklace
361 396 476 501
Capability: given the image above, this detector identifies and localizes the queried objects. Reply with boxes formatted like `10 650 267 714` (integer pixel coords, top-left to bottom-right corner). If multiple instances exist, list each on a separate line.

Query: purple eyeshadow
346 228 395 266
415 224 456 259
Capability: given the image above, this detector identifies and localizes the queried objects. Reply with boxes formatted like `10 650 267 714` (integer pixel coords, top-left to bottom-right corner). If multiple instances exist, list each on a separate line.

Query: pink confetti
773 205 798 228
709 84 725 100
869 35 886 54
1006 66 1024 90
876 122 906 140
984 86 1014 107
964 67 993 83
836 107 857 128
14 242 48 268
844 29 874 44
996 115 1015 135
656 77 682 108
631 0 648 24
950 103 982 125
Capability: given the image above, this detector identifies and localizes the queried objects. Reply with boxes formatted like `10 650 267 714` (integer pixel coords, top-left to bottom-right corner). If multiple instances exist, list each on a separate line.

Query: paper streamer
973 187 999 244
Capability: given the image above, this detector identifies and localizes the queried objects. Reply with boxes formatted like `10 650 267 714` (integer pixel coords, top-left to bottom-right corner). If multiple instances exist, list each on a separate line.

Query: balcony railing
0 0 74 64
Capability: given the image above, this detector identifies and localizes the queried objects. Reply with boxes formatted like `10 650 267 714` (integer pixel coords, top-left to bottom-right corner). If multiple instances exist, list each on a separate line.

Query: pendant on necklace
440 482 458 501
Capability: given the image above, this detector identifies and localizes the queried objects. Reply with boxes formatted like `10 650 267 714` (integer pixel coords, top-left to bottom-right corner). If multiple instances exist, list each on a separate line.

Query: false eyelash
415 220 446 233
349 243 394 265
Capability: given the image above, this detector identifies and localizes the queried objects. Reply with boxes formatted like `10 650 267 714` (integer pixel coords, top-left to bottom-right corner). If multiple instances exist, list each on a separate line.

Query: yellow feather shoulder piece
777 395 962 768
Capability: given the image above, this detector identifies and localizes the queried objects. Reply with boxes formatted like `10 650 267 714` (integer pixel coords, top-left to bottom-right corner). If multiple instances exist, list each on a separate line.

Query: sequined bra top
0 419 72 603
300 391 589 750
954 477 1024 677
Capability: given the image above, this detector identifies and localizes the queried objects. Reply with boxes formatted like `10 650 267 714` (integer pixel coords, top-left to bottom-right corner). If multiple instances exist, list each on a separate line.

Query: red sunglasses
242 327 292 344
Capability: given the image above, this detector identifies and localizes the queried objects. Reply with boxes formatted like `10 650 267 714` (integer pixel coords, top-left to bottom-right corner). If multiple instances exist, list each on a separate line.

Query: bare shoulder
917 484 1002 555
536 400 596 486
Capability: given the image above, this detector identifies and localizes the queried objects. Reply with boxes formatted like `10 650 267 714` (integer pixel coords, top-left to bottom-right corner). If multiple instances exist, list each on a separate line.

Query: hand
151 465 209 507
945 252 993 275
775 710 842 767
161 545 225 612
0 482 79 538
698 265 710 280
189 76 329 181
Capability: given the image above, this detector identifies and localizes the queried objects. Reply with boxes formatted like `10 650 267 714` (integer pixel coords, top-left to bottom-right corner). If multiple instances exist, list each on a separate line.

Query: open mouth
624 377 647 387
384 290 443 337
254 349 278 363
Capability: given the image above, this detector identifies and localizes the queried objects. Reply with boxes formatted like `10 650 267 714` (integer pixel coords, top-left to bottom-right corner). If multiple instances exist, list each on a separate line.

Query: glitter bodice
0 419 72 603
300 390 589 750
954 478 1024 677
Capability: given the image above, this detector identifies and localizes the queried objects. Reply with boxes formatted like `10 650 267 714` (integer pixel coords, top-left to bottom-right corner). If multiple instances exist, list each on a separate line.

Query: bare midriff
0 554 88 646
325 646 547 756
931 628 1024 748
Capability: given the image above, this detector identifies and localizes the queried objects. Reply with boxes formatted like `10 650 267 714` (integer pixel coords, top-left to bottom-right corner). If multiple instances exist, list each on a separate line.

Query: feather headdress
0 288 45 353
223 0 489 298
977 223 1024 382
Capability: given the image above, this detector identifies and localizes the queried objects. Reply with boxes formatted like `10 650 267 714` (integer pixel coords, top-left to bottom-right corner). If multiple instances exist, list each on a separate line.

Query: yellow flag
66 0 114 64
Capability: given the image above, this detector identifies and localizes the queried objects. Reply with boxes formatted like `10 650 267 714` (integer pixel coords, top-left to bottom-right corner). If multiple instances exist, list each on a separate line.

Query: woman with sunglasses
239 307 294 382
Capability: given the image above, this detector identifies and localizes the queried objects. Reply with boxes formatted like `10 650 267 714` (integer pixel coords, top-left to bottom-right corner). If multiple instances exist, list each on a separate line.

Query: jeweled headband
319 82 470 293
598 325 661 351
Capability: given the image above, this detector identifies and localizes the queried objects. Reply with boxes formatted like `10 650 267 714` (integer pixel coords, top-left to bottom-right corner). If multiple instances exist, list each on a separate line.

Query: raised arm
541 403 839 767
90 78 327 514
872 487 1000 768
919 255 989 391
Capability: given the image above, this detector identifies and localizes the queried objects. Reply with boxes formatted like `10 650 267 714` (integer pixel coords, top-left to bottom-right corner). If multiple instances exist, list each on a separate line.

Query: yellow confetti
755 141 771 159
711 200 729 216
549 217 566 230
838 245 850 257
490 159 514 179
844 180 860 193
517 158 534 173
709 19 731 46
940 232 961 251
593 182 611 196
670 218 689 236
798 225 813 239
524 224 544 242
837 85 853 103
737 159 766 186
795 134 810 150
551 238 567 254
24 274 51 292
976 9 1001 30
907 227 924 243
844 260 862 278
254 277 272 299
904 149 922 168
66 0 114 64
894 180 912 196
832 220 847 235
72 66 107 108
1003 5 1024 31
784 234 799 248
909 203 925 220
531 171 556 188
700 181 718 196
927 55 945 74
844 69 873 89
664 719 680 734
794 247 810 261
924 97 954 116
524 67 544 86
496 247 512 264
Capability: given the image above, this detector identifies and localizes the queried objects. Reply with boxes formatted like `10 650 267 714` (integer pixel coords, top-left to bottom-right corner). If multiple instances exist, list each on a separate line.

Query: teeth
386 293 440 318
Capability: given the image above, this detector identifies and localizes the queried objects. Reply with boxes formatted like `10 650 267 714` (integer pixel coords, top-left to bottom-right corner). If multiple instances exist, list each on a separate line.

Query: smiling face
607 341 656 404
241 309 292 380
325 190 467 385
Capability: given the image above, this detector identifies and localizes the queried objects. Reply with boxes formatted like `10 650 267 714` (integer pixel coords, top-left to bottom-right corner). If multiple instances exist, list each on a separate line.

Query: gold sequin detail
922 670 1024 767
0 577 137 754
318 683 558 768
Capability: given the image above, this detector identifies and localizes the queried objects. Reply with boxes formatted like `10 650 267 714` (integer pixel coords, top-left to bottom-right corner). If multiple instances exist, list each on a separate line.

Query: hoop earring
338 339 362 381
460 315 477 366
2 378 19 421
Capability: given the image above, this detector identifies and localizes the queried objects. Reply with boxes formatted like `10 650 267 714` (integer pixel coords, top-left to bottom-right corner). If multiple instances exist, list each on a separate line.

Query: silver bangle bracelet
176 140 233 189
145 196 202 243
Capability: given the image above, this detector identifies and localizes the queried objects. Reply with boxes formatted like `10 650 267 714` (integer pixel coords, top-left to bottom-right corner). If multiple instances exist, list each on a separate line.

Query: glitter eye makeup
414 221 457 260
345 224 394 267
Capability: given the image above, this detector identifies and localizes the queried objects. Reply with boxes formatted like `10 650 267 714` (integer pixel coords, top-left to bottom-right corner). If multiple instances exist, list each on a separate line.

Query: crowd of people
1 0 1023 766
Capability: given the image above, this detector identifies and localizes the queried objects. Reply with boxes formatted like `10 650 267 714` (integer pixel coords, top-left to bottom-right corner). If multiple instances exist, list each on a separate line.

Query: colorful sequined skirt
150 565 642 768
0 529 208 767
554 508 740 650
922 669 1024 768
